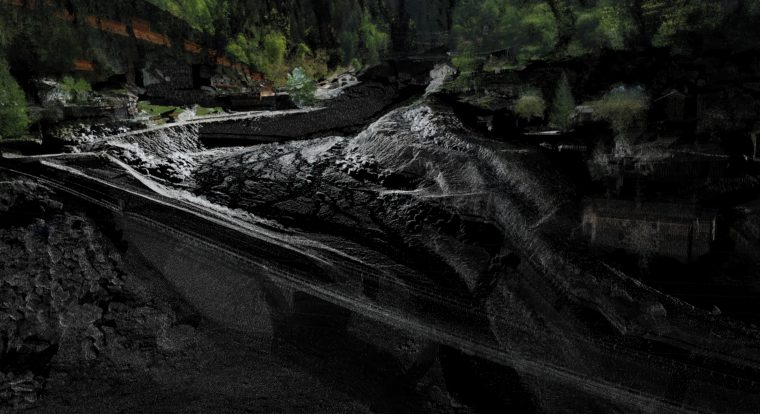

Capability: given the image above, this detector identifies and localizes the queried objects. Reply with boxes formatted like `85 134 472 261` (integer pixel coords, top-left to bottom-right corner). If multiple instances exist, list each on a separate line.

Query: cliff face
0 0 251 86
1 0 456 108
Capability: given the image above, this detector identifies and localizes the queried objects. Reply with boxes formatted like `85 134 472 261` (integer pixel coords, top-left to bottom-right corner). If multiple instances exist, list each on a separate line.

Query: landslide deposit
189 97 760 412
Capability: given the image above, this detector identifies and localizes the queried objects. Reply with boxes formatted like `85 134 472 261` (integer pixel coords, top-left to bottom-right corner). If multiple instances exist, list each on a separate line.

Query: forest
146 0 392 84
2 0 760 139
139 0 760 88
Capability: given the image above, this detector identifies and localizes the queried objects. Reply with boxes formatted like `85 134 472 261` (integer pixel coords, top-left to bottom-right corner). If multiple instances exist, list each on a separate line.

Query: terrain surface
3 75 760 412
2 1 760 412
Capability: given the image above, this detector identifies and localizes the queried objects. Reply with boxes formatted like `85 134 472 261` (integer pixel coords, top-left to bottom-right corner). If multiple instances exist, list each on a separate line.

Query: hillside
1 1 760 413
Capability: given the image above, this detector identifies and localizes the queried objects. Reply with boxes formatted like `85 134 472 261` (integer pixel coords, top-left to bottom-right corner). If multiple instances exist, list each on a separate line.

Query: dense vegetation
144 0 228 34
589 86 650 134
0 8 81 80
515 90 546 122
143 0 760 87
0 58 29 139
147 0 391 85
226 30 290 84
452 0 760 71
1 0 759 136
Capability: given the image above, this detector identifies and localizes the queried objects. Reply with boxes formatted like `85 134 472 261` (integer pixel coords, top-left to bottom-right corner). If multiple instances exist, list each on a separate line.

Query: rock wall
0 0 254 91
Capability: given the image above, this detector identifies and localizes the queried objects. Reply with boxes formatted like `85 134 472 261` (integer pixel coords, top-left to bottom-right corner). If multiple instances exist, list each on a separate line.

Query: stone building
583 199 716 261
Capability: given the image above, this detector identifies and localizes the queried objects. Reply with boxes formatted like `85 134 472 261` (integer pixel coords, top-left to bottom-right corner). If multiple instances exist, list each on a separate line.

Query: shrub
286 67 316 108
550 72 575 131
350 58 363 73
591 86 649 132
295 43 312 61
294 46 330 81
515 90 546 121
262 32 287 67
138 101 180 117
225 34 252 63
60 76 92 103
443 71 479 93
0 59 29 139
452 43 477 74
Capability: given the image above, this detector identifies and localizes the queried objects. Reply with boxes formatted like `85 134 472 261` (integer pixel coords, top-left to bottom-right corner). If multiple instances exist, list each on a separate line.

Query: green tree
515 89 546 121
226 30 288 85
550 72 575 131
359 11 390 65
544 0 577 53
452 42 477 74
589 85 649 157
263 32 287 67
568 5 632 53
591 86 649 133
452 0 558 67
147 0 229 33
0 59 29 139
286 67 316 108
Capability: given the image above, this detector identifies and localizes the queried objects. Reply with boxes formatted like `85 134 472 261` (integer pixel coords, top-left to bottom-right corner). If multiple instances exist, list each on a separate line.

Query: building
583 199 716 261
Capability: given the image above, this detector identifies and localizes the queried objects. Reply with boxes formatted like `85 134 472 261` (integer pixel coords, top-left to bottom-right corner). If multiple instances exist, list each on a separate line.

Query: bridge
4 152 760 413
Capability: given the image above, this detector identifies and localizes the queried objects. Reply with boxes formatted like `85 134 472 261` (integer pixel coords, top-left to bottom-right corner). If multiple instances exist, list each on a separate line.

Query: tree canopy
452 0 760 68
148 0 391 84
146 0 229 33
0 58 29 139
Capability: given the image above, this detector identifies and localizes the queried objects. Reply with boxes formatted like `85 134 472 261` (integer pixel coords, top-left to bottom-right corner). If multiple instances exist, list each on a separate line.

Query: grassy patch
138 101 181 118
194 106 223 116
